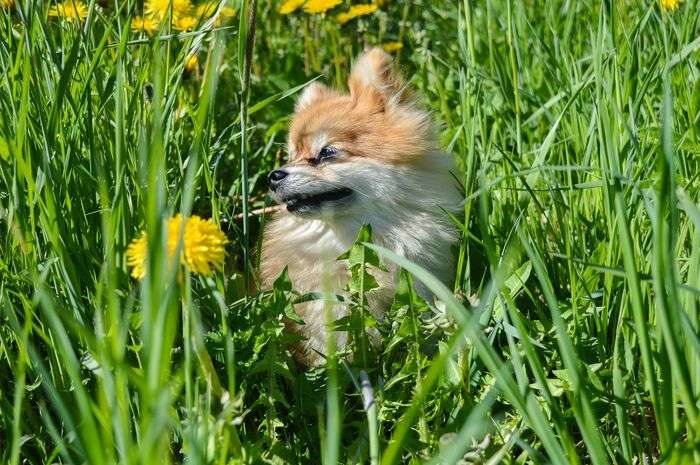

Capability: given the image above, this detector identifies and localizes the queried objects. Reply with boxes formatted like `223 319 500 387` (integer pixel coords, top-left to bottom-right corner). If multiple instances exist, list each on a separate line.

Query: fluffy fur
261 48 461 365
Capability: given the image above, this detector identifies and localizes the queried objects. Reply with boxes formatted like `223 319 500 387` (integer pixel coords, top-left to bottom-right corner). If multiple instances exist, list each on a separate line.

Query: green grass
1 0 700 463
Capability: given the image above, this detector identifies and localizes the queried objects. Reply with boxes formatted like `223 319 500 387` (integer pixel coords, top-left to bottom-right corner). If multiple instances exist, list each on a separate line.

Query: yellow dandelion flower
278 0 305 14
126 214 228 279
184 53 199 71
173 14 197 30
145 0 192 19
126 235 148 280
1 0 14 9
131 15 159 34
660 0 681 10
382 41 403 53
174 215 228 275
196 1 236 24
336 4 377 24
48 1 88 22
303 0 341 14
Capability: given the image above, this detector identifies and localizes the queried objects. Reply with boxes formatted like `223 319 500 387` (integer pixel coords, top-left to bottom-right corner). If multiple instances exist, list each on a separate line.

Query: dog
260 48 461 365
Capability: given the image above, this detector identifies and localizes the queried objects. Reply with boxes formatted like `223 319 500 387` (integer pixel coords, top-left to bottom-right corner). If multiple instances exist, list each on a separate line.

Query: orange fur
288 50 433 165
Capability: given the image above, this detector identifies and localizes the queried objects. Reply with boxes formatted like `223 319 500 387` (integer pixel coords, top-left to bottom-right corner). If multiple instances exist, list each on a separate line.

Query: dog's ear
348 47 408 111
295 82 333 112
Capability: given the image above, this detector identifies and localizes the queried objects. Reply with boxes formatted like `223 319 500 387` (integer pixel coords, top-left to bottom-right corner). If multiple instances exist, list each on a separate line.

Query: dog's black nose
268 169 288 190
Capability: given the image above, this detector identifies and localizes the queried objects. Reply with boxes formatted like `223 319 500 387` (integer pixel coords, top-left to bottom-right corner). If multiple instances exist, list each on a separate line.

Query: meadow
1 0 700 463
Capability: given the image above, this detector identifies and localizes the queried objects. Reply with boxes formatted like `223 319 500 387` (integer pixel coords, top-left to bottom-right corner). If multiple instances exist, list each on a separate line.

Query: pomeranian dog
261 48 461 365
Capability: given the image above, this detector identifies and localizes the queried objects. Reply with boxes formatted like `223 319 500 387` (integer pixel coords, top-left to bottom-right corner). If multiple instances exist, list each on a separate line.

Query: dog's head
269 48 437 219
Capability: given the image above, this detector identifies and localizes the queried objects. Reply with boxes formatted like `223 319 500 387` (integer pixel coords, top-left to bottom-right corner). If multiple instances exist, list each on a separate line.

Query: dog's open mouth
284 188 353 213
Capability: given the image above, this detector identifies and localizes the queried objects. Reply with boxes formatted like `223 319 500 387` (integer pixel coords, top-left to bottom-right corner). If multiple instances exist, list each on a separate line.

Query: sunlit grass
1 0 699 464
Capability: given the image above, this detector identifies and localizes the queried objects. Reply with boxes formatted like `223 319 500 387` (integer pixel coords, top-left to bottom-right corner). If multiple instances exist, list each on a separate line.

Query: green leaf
273 266 293 292
492 260 531 320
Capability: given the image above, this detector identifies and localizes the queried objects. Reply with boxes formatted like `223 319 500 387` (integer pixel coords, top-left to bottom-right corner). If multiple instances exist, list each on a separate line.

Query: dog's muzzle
267 169 354 214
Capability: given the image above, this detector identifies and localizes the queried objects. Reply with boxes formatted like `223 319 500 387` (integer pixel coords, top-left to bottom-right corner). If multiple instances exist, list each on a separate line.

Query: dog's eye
317 146 337 163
